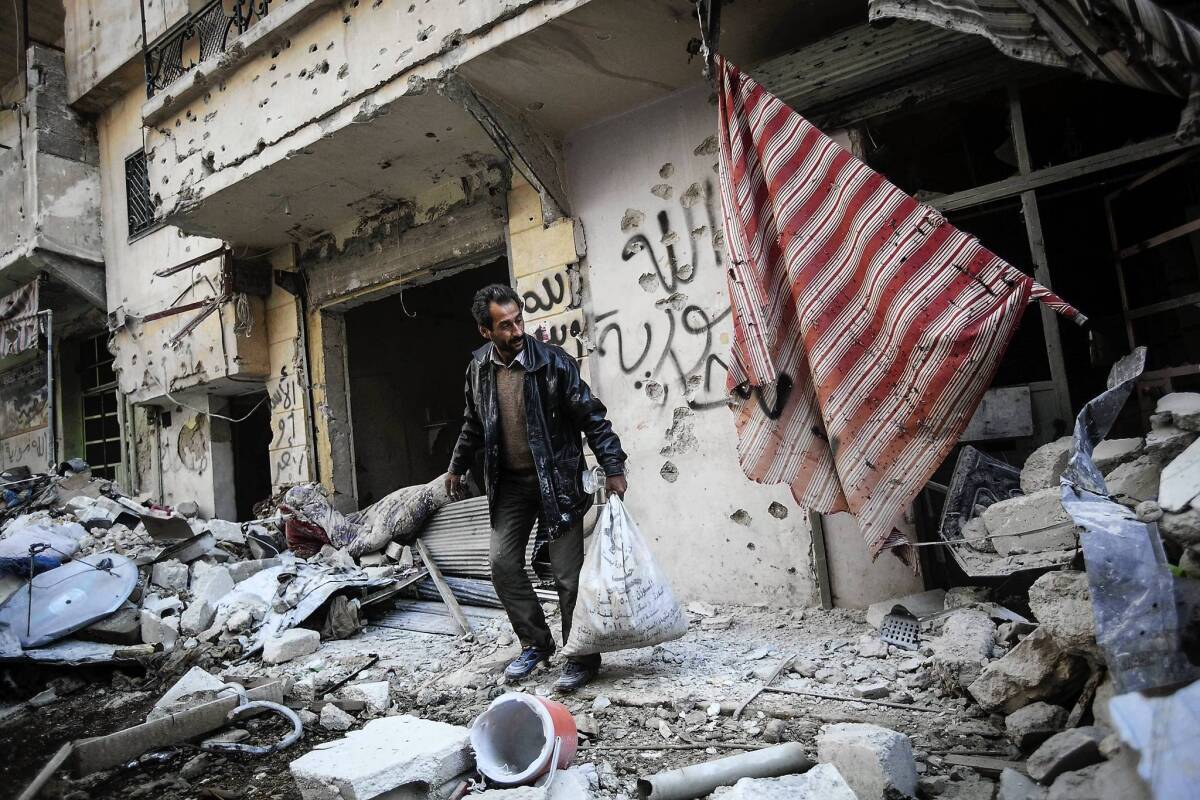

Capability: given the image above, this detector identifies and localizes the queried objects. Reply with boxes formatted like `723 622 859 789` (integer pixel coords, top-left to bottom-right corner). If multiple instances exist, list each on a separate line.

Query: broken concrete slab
474 765 595 799
148 666 228 722
262 628 321 665
1159 437 1200 512
982 489 1075 555
290 715 473 800
816 722 918 800
340 681 390 715
856 635 889 658
150 560 189 593
1143 423 1196 462
1005 702 1068 751
866 589 947 628
714 764 857 799
1159 508 1200 547
321 703 356 731
227 557 281 584
998 768 1046 800
1105 456 1162 506
1027 571 1096 654
968 628 1085 714
140 608 180 649
1026 726 1106 783
930 609 995 692
1093 437 1144 474
77 601 141 645
1156 392 1200 432
206 519 247 545
1020 436 1073 494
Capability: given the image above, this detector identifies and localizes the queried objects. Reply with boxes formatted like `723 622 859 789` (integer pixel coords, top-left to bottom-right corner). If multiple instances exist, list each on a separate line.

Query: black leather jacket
449 336 626 538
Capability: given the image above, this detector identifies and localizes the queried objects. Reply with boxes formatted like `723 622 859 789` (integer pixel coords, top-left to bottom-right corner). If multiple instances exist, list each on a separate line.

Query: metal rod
733 653 795 720
762 686 943 713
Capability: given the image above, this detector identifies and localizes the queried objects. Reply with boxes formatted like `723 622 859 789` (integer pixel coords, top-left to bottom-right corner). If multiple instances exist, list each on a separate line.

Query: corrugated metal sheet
418 496 541 585
749 20 1039 127
413 576 557 609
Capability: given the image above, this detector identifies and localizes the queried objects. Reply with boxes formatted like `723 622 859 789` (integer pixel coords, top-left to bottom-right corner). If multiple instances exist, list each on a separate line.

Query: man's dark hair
471 284 522 329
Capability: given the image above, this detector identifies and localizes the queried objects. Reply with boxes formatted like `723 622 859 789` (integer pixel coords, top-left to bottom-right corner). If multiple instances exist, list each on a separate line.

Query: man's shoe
554 660 599 693
504 647 552 682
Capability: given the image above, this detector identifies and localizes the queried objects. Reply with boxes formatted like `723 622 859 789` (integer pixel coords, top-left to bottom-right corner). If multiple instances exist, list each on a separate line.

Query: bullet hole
651 184 672 200
373 0 383 6
634 381 642 389
655 292 687 311
379 159 392 169
661 230 679 247
527 101 544 111
338 64 349 79
644 381 665 401
425 131 437 138
271 47 280 57
309 43 318 53
408 3 415 10
258 98 269 107
270 64 277 71
675 262 694 280
595 31 612 41
768 502 789 519
660 461 679 483
731 509 752 526
746 542 757 550
624 239 645 255
620 208 644 232
416 25 434 41
299 69 307 78
660 408 698 458
681 182 703 208
659 162 674 179
691 225 707 237
786 567 797 574
343 14 351 22
694 135 719 156
638 273 658 292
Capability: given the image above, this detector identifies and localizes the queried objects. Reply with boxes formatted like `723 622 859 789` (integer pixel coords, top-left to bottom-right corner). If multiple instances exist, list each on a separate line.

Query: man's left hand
606 474 628 499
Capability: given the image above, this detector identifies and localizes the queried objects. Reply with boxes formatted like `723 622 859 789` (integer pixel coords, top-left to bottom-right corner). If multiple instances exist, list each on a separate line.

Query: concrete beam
35 250 106 310
440 72 569 222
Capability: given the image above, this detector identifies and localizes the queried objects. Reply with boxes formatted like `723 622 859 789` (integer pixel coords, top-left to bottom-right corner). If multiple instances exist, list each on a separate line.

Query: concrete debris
340 681 391 715
998 768 1047 800
77 600 141 644
816 722 918 800
320 703 356 731
1020 436 1073 493
968 628 1085 714
263 628 322 664
715 764 857 799
290 716 472 800
1092 437 1144 473
1142 420 1196 462
1026 726 1106 783
228 557 282 583
1156 391 1200 432
1134 500 1163 522
981 489 1075 556
1159 437 1200 512
150 559 189 593
475 766 595 799
1158 507 1200 547
1005 702 1068 751
1104 456 1162 507
1026 571 1096 654
930 609 995 692
148 666 229 721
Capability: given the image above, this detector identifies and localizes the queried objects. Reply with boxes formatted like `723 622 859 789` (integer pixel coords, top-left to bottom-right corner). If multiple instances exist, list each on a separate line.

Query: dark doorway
229 392 272 521
346 259 509 505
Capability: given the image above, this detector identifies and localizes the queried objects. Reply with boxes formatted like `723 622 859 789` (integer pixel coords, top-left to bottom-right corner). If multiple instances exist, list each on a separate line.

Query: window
79 334 121 480
125 150 153 237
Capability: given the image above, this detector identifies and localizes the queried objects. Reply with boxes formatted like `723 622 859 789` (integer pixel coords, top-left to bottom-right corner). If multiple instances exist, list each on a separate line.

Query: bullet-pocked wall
563 85 817 606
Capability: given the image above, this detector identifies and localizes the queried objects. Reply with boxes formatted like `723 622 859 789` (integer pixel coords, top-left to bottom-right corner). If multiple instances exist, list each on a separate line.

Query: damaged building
2 0 1200 798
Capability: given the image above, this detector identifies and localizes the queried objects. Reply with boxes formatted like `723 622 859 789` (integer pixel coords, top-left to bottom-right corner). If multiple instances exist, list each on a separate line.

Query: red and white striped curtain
716 57 1083 564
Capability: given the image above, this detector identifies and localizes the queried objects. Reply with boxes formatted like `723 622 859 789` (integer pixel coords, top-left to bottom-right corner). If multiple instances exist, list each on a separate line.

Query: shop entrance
345 260 509 505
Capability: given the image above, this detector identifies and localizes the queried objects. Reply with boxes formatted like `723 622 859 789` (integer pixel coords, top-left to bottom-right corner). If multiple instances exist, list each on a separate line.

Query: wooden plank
931 134 1197 212
808 511 833 610
413 539 473 636
960 386 1033 441
942 754 1027 778
17 743 73 800
1118 216 1200 259
69 682 284 776
1125 291 1200 320
360 569 428 608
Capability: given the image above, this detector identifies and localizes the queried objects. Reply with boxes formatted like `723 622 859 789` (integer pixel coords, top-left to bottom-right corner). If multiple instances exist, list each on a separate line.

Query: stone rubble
816 722 918 800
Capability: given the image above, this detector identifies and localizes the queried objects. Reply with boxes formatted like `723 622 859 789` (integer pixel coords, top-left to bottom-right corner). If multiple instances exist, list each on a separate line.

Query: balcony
0 45 104 311
144 0 276 98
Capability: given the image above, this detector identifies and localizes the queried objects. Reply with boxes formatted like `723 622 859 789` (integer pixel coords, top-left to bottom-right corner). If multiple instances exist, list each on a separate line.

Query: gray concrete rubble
1105 456 1162 507
1020 436 1073 493
1092 437 1143 473
1005 702 1068 751
1026 726 1106 783
1156 391 1200 432
999 768 1047 800
929 609 995 691
968 628 1085 714
866 588 946 628
263 628 322 665
981 488 1075 556
815 722 918 800
1026 571 1096 654
147 665 230 721
713 764 857 799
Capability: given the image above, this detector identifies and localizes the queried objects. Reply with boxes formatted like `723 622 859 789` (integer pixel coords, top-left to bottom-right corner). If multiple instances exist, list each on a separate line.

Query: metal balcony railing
143 0 273 98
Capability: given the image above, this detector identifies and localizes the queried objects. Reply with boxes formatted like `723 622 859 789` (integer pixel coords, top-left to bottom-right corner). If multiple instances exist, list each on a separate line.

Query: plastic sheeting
1060 348 1193 693
1109 679 1200 800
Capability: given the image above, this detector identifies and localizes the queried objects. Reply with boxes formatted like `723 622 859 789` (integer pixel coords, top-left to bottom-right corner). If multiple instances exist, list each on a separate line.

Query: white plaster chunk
1105 456 1163 506
151 559 189 593
228 558 282 583
710 764 856 800
1143 424 1197 461
474 766 595 799
1092 437 1143 473
289 715 473 800
206 519 247 544
816 722 918 800
866 589 946 628
340 681 391 715
320 704 356 732
929 609 995 691
968 628 1084 714
1020 436 1073 494
1156 392 1200 431
998 767 1047 800
982 489 1075 555
148 666 228 721
1159 438 1200 513
263 628 321 664
1027 570 1096 654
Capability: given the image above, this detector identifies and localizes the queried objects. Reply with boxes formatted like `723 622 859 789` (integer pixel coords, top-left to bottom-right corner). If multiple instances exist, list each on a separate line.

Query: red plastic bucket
469 692 578 786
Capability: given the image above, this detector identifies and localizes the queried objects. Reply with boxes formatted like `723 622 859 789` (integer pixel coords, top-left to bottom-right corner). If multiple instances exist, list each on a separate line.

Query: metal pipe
636 743 812 800
40 310 56 468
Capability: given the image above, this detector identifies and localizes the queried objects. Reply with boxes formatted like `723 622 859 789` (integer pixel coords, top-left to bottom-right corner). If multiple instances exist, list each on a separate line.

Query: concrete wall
562 86 817 606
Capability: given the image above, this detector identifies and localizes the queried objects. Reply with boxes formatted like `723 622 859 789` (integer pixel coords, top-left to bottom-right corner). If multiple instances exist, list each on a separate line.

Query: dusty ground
3 604 1015 799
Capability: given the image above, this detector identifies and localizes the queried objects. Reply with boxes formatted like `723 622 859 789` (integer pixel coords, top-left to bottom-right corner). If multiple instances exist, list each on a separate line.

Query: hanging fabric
715 57 1084 565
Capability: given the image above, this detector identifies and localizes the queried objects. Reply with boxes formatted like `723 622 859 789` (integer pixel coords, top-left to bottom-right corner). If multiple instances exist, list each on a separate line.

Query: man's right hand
446 472 465 500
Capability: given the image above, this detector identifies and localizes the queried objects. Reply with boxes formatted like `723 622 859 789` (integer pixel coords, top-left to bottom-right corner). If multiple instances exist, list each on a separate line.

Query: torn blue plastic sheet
1060 348 1194 694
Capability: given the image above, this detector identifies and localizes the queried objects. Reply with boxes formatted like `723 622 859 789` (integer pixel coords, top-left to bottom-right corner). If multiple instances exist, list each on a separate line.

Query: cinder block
816 722 918 800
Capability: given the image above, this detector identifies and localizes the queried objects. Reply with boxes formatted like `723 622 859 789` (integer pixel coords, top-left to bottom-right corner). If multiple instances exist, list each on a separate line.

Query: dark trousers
490 471 600 668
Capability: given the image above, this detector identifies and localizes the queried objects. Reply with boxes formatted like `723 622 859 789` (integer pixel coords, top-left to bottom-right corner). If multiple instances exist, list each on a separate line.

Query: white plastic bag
562 496 687 657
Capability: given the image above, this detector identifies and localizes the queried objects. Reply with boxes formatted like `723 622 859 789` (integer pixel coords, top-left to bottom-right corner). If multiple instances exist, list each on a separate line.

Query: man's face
481 300 525 360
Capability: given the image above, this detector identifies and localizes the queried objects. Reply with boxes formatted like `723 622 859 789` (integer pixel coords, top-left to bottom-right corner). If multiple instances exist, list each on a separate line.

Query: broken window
79 334 121 480
125 150 153 238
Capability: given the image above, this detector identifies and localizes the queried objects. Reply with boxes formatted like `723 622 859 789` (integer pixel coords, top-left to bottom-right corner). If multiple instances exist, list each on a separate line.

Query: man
447 284 627 692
